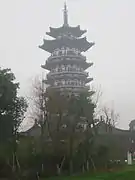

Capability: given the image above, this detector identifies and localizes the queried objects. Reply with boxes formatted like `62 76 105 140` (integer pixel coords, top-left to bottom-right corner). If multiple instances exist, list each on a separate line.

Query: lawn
43 166 135 180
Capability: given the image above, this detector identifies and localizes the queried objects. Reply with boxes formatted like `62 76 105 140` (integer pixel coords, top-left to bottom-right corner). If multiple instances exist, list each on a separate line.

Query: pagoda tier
41 60 93 71
45 77 93 85
46 86 90 96
39 36 94 53
47 85 90 92
47 48 86 61
46 25 87 38
47 71 89 80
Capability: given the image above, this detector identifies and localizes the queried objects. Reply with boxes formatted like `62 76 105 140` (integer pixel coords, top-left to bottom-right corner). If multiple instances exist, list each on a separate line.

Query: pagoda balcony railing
51 48 85 58
50 84 89 90
48 70 88 76
47 53 86 62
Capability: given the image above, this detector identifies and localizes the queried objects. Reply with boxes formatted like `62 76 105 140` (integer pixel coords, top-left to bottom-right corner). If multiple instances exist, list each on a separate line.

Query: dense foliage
0 75 128 179
0 68 27 142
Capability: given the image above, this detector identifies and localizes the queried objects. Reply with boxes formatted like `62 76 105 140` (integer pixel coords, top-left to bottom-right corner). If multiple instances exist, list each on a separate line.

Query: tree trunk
82 164 85 173
56 165 61 175
69 159 73 175
69 134 74 175
56 156 65 176
90 156 96 171
86 160 89 171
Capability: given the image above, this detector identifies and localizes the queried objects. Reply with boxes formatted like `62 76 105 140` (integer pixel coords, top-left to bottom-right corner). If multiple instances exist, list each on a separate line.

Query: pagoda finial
63 1 68 26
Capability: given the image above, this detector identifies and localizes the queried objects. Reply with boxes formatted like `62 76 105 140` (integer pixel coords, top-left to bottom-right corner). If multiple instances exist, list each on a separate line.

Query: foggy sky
0 0 135 129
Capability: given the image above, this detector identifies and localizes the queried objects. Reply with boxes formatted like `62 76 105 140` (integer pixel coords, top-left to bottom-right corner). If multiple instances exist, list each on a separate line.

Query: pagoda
39 3 95 94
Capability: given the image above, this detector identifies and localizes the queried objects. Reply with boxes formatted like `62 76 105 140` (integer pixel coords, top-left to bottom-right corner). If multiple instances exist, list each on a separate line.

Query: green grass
43 166 135 180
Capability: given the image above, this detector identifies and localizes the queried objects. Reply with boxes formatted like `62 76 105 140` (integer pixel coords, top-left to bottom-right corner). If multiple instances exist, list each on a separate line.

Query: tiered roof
39 37 94 53
46 26 86 38
39 3 94 53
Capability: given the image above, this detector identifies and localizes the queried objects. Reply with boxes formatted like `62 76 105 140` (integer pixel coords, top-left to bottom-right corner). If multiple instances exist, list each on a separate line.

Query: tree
29 79 66 175
0 68 27 142
101 106 119 130
29 76 97 175
0 68 27 178
56 92 96 174
76 93 96 171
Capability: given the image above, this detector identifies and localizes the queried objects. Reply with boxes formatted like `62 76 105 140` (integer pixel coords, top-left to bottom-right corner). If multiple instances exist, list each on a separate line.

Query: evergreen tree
0 68 27 143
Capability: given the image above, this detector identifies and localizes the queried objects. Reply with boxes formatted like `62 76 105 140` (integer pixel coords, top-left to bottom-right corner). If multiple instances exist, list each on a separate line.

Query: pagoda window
57 49 61 56
59 49 62 55
66 47 70 54
72 49 75 55
53 49 58 56
78 49 81 55
55 65 59 72
57 81 60 86
75 49 79 55
61 65 65 71
71 48 76 55
61 47 65 55
70 80 72 85
72 48 75 52
70 67 73 72
82 81 84 86
61 79 65 85
65 48 67 55
51 68 55 72
57 35 62 39
77 67 80 71
74 79 78 85
71 80 75 85
80 68 83 71
69 80 71 85
79 81 82 85
67 48 72 55
54 81 58 86
72 64 77 71
54 49 58 56
83 81 85 86
67 50 69 55
58 68 61 72
52 51 54 56
77 67 79 71
67 79 71 85
59 68 62 72
65 65 68 71
67 64 71 71
55 68 57 72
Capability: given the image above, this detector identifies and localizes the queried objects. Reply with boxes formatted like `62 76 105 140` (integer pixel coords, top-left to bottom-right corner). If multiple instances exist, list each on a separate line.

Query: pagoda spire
63 2 68 26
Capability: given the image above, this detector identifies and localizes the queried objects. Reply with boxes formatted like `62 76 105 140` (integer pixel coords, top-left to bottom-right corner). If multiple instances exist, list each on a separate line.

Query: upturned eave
46 25 87 38
39 37 95 53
